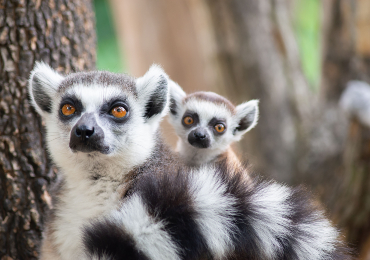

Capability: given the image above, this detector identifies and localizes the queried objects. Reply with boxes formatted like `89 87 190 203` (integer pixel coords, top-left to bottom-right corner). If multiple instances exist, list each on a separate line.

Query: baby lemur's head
168 80 259 165
28 62 169 176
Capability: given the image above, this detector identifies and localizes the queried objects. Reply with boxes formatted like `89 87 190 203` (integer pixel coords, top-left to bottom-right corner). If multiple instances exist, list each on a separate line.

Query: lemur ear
168 79 186 117
136 64 169 124
28 62 64 116
233 100 259 140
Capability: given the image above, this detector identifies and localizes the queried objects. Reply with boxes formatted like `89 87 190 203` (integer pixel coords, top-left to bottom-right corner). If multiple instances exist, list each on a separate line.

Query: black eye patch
208 117 227 135
59 95 83 122
181 111 199 128
100 97 130 124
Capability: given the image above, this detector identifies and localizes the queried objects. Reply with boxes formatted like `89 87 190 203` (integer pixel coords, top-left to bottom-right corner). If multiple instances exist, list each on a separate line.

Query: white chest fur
51 176 121 260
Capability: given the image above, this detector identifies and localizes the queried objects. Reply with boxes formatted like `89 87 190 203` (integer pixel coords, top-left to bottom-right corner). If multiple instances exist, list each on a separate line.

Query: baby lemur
168 80 258 167
29 62 351 259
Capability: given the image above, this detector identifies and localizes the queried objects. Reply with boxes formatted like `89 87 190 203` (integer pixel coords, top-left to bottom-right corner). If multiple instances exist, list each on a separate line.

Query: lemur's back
85 142 351 260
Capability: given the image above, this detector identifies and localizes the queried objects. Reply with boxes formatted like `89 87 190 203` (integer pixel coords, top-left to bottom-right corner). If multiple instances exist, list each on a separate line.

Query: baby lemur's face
169 81 259 153
28 62 169 172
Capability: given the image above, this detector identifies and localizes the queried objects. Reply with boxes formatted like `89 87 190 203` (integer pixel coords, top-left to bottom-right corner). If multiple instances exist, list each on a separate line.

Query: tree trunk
111 0 370 256
0 0 96 258
320 1 370 257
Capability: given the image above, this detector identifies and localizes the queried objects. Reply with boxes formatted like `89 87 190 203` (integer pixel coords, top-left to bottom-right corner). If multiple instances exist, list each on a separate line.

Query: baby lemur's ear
28 62 64 117
233 100 259 140
136 64 170 125
168 79 186 118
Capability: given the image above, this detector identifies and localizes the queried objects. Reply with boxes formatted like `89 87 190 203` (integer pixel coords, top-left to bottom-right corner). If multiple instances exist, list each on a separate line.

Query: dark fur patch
134 169 210 260
235 107 256 132
181 111 199 128
184 91 236 113
58 71 137 97
123 137 209 259
211 160 354 259
80 134 352 260
144 75 168 119
170 97 178 115
32 73 53 113
83 220 150 260
208 117 227 135
213 160 268 259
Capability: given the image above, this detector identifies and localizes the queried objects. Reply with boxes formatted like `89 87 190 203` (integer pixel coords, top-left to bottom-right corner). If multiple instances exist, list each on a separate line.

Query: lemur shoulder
29 62 352 259
168 80 257 173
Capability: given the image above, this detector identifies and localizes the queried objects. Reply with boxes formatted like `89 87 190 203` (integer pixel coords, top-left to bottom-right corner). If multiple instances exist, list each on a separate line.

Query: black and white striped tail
83 163 352 260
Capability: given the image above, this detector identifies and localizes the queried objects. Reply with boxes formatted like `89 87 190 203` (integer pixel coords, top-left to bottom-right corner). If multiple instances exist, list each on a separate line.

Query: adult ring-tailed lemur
28 62 352 259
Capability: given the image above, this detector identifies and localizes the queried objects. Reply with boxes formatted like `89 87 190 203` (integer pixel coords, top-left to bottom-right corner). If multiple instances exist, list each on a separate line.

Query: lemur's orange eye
61 104 76 116
183 116 194 125
215 123 225 133
111 106 127 118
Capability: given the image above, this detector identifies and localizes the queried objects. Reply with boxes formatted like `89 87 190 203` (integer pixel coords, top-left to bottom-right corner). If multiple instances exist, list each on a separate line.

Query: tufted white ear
135 64 170 126
168 79 186 119
232 100 259 140
28 61 64 117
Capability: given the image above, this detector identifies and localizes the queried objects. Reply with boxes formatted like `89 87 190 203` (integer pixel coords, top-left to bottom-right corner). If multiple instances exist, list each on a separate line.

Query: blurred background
94 0 370 258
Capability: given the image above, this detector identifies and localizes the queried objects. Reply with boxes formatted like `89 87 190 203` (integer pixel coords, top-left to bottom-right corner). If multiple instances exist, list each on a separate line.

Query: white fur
136 64 170 129
190 166 237 259
170 98 237 166
234 100 259 140
52 175 122 260
340 80 370 127
28 61 64 117
42 84 157 186
168 83 259 166
110 195 181 260
250 183 339 259
294 213 339 260
168 79 186 106
249 182 292 258
28 63 170 259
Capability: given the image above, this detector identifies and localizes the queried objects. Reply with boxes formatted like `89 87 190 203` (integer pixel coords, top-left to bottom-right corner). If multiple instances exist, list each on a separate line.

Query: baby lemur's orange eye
61 104 76 116
215 123 225 133
111 106 127 118
183 116 194 125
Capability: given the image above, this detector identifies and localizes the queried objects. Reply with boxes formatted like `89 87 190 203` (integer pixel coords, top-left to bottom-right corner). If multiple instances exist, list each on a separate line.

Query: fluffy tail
83 163 353 260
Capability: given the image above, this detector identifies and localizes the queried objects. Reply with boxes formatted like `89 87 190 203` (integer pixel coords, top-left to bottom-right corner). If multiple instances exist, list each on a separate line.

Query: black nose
75 125 94 141
188 128 210 149
69 113 108 154
194 131 206 139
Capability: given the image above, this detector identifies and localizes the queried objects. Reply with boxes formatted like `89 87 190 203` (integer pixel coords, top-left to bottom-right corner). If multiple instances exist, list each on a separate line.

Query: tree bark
0 0 96 259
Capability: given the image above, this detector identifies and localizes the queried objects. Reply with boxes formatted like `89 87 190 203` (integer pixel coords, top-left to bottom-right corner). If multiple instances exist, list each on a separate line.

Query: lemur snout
69 113 108 154
188 128 210 148
194 131 206 139
75 125 94 141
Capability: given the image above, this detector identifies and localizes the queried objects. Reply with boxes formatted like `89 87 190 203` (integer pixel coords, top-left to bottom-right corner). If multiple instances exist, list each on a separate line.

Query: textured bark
0 0 96 259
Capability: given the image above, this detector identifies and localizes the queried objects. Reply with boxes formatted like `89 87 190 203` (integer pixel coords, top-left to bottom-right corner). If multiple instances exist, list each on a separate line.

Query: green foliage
94 0 126 72
293 0 321 90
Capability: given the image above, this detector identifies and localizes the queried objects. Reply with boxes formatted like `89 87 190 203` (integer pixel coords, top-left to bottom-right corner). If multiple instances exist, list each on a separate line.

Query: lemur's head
168 80 258 164
28 62 169 175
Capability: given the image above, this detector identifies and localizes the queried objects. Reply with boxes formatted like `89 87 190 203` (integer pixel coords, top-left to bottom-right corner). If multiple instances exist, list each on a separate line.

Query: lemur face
28 62 169 171
169 80 259 153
